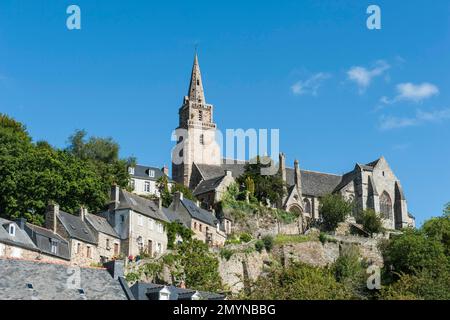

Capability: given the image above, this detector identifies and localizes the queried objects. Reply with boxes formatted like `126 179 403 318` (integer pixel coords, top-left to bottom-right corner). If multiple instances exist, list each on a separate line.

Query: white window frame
8 224 16 237
149 218 155 230
144 181 151 192
128 167 135 175
149 170 155 178
138 214 144 226
51 240 58 254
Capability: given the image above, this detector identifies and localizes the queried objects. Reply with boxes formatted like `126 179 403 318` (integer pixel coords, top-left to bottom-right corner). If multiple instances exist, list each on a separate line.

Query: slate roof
0 258 128 300
181 198 218 227
193 175 226 195
161 207 188 227
116 189 169 223
286 168 343 197
57 211 97 245
195 162 344 198
131 165 169 182
195 163 246 180
0 218 37 251
85 213 120 238
24 223 71 260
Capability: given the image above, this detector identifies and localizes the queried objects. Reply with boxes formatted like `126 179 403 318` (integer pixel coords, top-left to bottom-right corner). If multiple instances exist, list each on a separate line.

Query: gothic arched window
198 110 203 121
380 191 392 219
200 134 204 145
304 198 312 214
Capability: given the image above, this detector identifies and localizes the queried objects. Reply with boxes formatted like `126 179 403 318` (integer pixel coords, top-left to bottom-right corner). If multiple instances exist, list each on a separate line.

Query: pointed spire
187 53 205 104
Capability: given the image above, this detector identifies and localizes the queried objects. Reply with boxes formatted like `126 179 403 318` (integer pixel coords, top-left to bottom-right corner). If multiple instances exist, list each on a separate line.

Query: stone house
84 210 121 263
168 191 230 247
128 164 172 197
104 185 169 258
45 203 99 266
0 217 69 263
193 169 235 210
23 220 71 262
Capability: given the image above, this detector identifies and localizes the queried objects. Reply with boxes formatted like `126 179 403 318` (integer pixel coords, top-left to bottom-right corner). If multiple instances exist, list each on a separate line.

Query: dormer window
128 167 135 175
8 224 16 237
50 239 58 254
149 170 155 178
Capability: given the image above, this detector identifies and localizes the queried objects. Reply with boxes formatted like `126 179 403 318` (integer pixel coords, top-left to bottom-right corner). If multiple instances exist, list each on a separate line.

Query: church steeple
187 53 205 104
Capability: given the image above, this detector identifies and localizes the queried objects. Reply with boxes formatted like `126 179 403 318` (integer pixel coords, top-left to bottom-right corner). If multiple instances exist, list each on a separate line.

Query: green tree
359 209 384 236
381 229 448 278
237 156 286 205
244 176 255 196
157 175 197 207
319 194 353 232
246 262 352 300
422 210 450 255
66 129 130 189
0 116 132 224
165 239 223 292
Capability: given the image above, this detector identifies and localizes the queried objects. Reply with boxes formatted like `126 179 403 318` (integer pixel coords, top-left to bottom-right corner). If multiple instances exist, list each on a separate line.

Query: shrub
360 209 384 236
219 248 234 261
255 240 264 253
319 232 328 244
262 235 274 252
240 233 252 243
319 194 353 232
245 262 352 300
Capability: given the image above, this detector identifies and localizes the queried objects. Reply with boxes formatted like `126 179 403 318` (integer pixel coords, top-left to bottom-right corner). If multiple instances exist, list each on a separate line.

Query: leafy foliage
359 209 384 236
422 212 450 255
236 156 287 205
245 262 352 300
254 240 264 253
157 175 196 208
0 115 132 224
262 235 274 252
165 221 193 249
381 229 448 277
239 233 252 243
164 239 223 292
319 194 353 232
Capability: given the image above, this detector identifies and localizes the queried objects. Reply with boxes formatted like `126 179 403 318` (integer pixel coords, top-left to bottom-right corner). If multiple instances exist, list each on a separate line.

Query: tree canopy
0 115 131 225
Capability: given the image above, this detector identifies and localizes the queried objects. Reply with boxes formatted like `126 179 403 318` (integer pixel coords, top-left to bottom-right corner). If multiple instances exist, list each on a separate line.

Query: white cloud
347 60 390 93
380 82 439 105
291 72 331 96
396 82 439 102
379 108 450 130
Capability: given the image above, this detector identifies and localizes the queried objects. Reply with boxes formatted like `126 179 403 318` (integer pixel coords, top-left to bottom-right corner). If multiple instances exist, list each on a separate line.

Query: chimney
79 206 86 221
196 200 200 207
224 170 232 177
16 218 27 230
173 191 183 211
279 153 286 183
46 201 59 234
161 165 169 177
294 159 302 194
109 184 120 211
104 260 124 280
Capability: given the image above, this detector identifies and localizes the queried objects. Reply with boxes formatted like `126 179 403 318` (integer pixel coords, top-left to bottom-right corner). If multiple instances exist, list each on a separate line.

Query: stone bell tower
172 54 221 188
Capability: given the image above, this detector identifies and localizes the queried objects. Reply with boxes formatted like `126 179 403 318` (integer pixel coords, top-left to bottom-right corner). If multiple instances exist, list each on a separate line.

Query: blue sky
0 1 449 225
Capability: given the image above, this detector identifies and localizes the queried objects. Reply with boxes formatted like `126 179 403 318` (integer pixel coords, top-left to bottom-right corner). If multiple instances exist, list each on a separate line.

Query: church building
172 54 415 231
